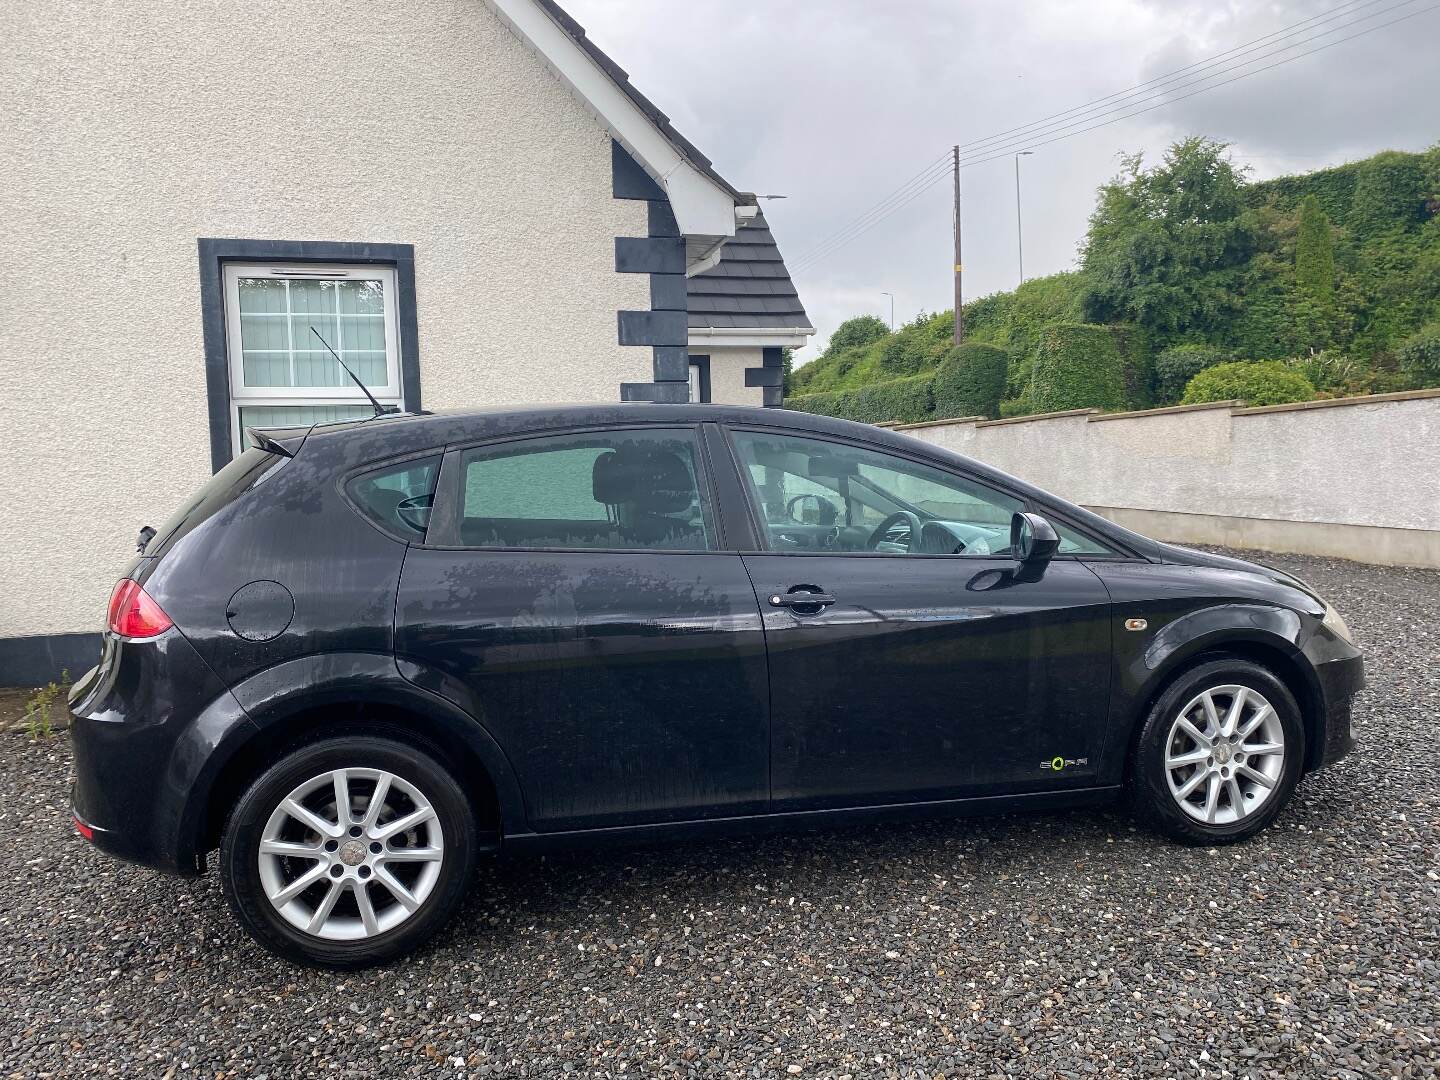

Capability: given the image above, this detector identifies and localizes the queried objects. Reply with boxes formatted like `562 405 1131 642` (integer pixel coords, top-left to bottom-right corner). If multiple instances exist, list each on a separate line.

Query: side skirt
500 785 1124 855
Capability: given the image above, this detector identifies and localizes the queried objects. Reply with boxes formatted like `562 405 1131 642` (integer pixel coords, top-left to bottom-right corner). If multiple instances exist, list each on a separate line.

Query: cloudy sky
561 0 1439 362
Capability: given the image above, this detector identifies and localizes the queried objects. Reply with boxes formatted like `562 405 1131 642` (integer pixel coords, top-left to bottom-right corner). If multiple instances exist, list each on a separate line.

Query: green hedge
1396 325 1440 387
1029 323 1128 412
786 371 935 425
932 343 1008 419
1155 343 1229 403
1181 360 1316 407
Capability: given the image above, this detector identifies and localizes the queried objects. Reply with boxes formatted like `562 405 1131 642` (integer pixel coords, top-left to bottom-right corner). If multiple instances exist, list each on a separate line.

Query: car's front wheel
1129 658 1305 845
220 734 477 968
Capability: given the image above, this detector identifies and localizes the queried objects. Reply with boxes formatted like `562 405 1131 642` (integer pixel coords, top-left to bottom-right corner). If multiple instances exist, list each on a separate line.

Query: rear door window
347 457 441 541
450 429 714 551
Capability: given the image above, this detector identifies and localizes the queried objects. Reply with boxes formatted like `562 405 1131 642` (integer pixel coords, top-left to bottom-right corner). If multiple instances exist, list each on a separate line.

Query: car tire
1129 658 1305 845
220 733 477 969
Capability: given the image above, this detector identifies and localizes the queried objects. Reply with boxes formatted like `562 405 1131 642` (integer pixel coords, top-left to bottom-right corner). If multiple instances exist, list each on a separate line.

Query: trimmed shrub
1111 321 1154 409
1181 360 1316 407
1396 325 1440 387
1155 344 1229 403
784 389 849 418
1295 194 1335 305
1029 323 1128 412
932 343 1008 419
848 373 934 423
786 372 934 425
1349 151 1428 239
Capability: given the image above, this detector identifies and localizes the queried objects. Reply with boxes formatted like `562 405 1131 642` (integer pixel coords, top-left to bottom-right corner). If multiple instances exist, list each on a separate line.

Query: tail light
106 580 173 638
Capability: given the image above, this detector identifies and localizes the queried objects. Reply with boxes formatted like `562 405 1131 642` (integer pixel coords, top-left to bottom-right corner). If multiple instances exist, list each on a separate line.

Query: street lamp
881 291 894 330
1015 151 1034 286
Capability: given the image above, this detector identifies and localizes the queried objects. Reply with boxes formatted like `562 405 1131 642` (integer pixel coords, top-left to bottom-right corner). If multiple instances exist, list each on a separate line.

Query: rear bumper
68 630 251 876
1310 652 1364 769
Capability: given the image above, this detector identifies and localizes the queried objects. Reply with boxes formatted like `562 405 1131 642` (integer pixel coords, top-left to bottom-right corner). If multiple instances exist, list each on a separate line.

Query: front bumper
1310 652 1364 769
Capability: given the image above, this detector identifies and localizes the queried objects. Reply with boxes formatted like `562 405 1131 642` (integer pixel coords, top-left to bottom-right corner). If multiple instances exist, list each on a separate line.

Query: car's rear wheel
1129 658 1305 845
220 735 476 968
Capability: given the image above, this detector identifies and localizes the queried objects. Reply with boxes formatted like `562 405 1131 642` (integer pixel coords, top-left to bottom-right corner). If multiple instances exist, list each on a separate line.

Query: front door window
730 430 1022 556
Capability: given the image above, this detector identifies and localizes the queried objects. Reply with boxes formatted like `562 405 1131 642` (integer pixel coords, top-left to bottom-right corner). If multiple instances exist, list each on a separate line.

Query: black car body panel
69 628 256 875
67 403 1364 875
745 552 1114 808
395 548 771 832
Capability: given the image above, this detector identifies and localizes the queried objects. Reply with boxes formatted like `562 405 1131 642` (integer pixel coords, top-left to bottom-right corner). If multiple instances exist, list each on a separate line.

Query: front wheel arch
1126 637 1322 782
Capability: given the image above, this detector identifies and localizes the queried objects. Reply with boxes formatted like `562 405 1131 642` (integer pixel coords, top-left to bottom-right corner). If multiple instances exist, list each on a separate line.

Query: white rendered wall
705 347 766 407
0 0 653 638
892 393 1440 568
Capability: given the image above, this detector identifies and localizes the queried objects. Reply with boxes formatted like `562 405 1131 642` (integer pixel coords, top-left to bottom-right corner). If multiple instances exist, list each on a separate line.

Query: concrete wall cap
1088 400 1243 422
1233 387 1440 416
976 408 1100 428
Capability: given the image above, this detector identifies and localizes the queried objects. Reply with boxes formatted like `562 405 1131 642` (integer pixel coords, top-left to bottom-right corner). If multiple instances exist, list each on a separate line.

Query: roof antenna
309 326 388 417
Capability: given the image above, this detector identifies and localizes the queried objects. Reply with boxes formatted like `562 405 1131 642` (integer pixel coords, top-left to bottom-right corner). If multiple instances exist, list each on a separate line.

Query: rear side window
455 429 713 551
347 457 441 541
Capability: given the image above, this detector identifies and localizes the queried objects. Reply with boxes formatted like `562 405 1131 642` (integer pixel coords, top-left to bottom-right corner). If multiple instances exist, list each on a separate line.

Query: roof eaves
532 0 739 199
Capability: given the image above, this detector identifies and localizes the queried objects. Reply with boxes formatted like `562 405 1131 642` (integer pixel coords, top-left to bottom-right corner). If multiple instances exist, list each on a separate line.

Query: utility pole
1015 150 1034 287
952 145 964 344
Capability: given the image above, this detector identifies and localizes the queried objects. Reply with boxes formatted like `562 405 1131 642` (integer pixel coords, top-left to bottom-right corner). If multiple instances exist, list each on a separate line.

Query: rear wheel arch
195 695 520 859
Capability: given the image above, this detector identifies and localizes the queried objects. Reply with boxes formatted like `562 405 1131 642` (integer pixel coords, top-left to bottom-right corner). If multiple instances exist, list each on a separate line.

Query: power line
792 0 1397 270
951 0 1434 170
952 0 1424 161
788 151 950 265
792 1 1434 275
954 0 1392 156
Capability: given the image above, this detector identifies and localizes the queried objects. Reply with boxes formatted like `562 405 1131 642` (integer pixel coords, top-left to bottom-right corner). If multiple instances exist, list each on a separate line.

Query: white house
0 0 812 682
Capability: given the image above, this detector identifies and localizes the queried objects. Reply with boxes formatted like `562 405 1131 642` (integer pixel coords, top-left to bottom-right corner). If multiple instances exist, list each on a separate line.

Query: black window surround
197 238 422 473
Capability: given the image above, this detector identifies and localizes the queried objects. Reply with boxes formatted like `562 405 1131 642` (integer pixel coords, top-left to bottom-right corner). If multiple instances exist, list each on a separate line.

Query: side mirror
1010 511 1060 566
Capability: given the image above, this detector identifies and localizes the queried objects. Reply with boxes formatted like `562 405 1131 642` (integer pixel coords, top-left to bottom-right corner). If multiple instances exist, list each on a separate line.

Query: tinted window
347 457 441 540
731 431 1022 556
457 430 713 551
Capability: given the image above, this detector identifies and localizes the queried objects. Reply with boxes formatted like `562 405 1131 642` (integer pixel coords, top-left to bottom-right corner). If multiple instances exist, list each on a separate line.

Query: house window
222 263 403 454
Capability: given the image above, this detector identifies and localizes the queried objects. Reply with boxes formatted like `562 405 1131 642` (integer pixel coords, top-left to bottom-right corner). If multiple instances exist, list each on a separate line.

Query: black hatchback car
69 404 1363 967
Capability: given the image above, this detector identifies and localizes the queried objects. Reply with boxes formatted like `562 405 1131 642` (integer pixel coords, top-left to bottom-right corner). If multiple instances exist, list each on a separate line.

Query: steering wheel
865 510 923 552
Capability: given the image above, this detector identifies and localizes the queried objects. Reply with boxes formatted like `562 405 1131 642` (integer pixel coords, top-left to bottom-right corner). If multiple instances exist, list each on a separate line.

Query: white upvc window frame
223 262 404 453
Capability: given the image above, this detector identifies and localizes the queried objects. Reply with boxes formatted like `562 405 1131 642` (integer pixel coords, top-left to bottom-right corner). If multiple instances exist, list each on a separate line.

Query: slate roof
534 0 739 199
687 205 813 330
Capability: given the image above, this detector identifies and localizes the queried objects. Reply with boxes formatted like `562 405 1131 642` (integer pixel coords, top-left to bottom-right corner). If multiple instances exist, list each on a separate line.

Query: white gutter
689 326 816 349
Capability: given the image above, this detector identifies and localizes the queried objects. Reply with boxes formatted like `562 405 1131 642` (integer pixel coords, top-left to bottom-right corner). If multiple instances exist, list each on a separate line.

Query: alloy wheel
257 768 445 941
1164 685 1286 826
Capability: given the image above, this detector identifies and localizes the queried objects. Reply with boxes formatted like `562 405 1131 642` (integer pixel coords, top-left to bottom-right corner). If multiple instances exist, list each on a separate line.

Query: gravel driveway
2 550 1437 1079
